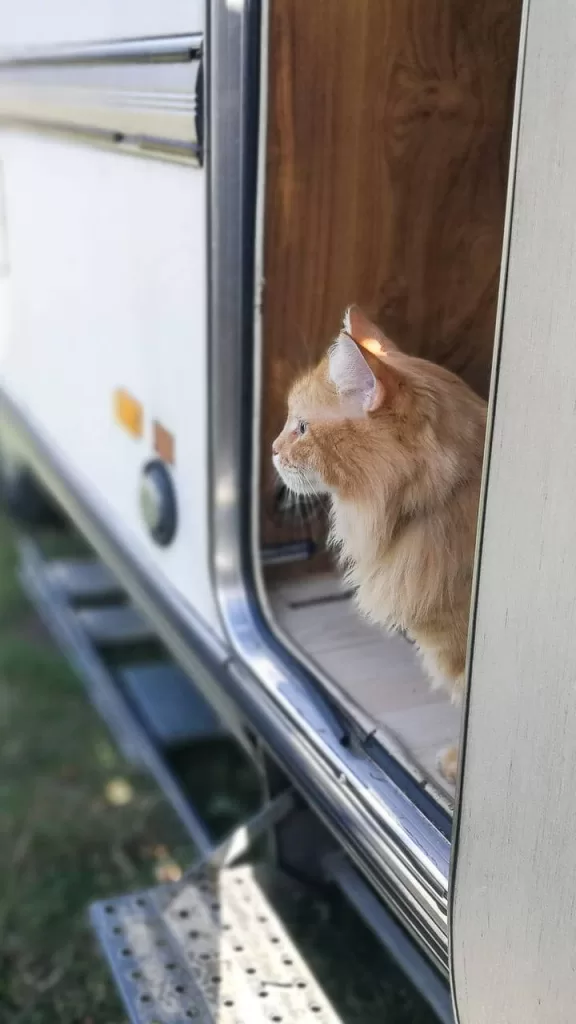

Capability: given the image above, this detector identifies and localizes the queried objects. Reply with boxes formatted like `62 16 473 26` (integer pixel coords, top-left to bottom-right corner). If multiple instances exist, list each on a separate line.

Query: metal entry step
17 536 219 855
45 557 121 601
76 604 154 647
91 864 342 1024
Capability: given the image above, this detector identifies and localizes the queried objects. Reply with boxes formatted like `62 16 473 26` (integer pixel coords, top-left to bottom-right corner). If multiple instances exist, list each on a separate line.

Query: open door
255 0 523 811
450 0 576 1019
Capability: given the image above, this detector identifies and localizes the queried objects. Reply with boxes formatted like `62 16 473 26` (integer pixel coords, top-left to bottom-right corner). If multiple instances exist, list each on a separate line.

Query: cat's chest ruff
330 501 381 564
330 499 421 627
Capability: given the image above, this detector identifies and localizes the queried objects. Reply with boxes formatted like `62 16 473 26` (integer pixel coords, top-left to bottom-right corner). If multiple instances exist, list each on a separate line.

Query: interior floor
267 570 459 808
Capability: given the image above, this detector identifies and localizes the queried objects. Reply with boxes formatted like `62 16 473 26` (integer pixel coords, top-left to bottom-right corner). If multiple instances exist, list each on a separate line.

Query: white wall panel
0 1 203 50
0 130 222 637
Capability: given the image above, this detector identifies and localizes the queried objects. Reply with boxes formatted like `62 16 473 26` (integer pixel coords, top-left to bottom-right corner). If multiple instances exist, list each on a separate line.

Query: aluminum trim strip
0 35 203 161
0 85 199 147
326 853 454 1023
0 34 203 68
206 0 450 973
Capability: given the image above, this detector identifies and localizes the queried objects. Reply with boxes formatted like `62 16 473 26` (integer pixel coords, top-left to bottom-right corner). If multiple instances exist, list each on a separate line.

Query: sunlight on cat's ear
344 305 390 358
328 333 384 413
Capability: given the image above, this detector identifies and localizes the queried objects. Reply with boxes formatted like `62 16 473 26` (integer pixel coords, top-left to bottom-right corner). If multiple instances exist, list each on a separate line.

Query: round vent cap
139 459 177 547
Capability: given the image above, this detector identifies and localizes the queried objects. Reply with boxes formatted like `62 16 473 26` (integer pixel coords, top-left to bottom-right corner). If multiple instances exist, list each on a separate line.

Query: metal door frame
207 0 452 974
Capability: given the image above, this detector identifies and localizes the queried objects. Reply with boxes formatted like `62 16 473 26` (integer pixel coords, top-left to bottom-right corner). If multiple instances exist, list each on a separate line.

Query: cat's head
272 306 486 505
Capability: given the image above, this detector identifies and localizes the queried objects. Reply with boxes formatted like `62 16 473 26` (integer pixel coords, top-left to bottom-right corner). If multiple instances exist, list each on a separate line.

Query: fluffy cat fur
272 306 487 781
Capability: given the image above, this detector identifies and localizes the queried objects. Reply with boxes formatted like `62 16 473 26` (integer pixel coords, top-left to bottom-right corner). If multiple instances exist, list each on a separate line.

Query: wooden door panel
260 0 522 546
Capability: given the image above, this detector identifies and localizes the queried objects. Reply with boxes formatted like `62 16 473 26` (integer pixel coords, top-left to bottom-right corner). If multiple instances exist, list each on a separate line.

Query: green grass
0 516 438 1023
0 518 193 1022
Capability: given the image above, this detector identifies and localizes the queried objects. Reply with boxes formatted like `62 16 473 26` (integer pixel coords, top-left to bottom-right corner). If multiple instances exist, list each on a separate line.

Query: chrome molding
207 0 451 974
0 35 203 163
0 35 202 67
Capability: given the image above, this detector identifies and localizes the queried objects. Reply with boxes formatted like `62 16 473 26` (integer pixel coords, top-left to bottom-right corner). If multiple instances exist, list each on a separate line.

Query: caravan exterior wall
0 0 198 49
0 1 223 638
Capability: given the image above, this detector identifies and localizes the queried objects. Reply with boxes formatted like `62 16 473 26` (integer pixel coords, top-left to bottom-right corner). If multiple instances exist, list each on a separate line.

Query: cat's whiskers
298 468 319 496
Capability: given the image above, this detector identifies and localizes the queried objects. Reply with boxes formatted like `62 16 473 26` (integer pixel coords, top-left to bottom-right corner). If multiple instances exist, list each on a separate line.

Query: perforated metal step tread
91 864 342 1024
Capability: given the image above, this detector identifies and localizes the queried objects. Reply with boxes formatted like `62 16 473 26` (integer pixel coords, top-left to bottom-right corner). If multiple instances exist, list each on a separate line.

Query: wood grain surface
260 0 522 547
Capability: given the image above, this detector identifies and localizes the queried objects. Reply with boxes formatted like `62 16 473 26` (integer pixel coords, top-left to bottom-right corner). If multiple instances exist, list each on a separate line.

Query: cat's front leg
438 744 459 783
426 662 463 786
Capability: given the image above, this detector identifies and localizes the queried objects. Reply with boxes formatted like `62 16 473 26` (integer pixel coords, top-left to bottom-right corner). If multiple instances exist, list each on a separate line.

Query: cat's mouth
273 457 326 497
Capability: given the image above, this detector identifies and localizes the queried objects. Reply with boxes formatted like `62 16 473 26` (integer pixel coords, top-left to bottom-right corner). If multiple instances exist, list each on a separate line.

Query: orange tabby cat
272 306 487 782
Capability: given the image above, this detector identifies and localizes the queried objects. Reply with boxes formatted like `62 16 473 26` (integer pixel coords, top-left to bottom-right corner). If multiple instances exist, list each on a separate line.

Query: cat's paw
438 745 459 784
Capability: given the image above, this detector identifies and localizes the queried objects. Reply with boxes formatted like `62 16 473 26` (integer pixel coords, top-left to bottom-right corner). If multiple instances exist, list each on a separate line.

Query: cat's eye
297 420 307 436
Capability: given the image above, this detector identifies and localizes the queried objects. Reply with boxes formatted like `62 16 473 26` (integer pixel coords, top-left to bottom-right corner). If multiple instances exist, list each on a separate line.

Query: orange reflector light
153 420 175 465
114 389 143 438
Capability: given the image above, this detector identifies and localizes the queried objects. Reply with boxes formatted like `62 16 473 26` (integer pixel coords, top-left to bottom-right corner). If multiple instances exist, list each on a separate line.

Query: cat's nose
272 441 279 456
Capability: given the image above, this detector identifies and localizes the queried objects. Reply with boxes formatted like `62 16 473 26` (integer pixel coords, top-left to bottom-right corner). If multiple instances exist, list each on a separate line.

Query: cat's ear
328 333 385 413
343 305 396 357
